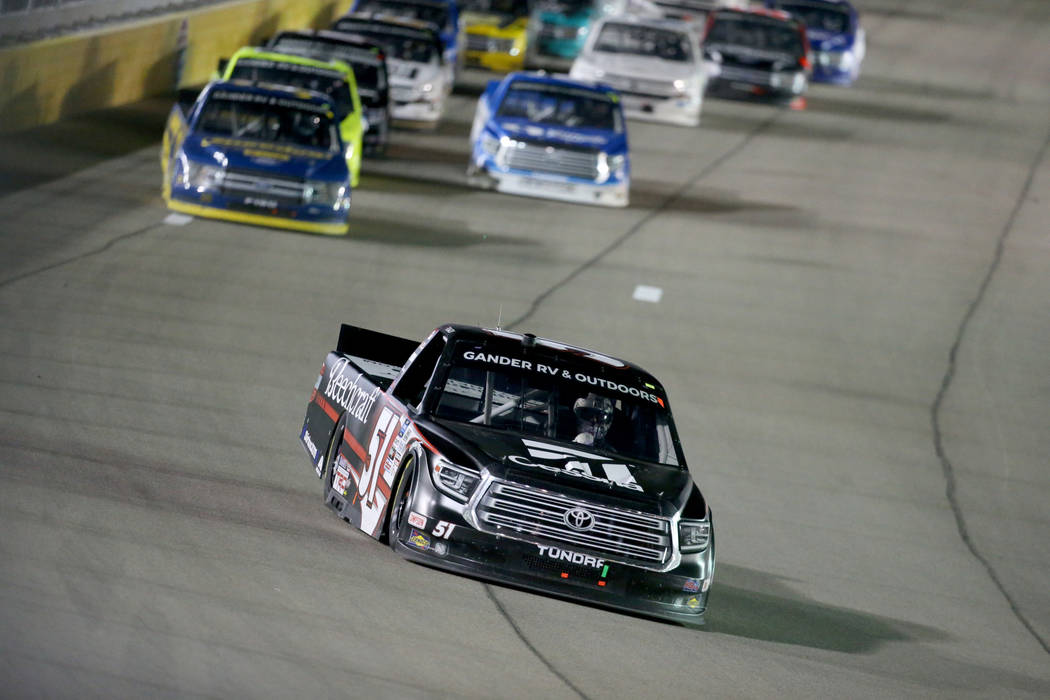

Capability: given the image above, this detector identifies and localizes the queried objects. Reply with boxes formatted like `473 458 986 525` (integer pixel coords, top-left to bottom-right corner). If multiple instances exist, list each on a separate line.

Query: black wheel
321 413 347 503
386 454 418 549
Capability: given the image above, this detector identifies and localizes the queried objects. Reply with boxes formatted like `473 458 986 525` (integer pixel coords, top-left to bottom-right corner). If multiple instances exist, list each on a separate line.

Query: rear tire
321 413 347 503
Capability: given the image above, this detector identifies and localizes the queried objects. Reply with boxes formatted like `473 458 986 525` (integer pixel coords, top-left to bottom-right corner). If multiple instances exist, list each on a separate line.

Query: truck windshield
227 61 355 119
778 2 851 33
705 15 804 56
355 0 451 30
432 341 683 467
593 23 693 62
536 0 593 14
332 22 438 63
497 82 622 132
461 0 529 19
196 95 337 150
268 37 388 104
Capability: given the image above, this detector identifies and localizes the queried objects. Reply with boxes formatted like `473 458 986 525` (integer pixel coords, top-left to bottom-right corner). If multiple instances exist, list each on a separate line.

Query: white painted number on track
163 213 193 226
632 285 663 303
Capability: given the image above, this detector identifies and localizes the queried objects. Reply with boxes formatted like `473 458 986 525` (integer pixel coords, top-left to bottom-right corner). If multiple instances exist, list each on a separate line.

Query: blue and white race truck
766 0 864 85
467 72 629 207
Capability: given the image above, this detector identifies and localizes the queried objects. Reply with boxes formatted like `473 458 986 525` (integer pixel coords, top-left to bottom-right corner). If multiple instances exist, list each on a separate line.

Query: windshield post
482 370 495 425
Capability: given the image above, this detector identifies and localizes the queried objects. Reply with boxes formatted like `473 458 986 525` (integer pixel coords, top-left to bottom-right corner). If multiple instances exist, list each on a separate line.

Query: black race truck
299 323 715 622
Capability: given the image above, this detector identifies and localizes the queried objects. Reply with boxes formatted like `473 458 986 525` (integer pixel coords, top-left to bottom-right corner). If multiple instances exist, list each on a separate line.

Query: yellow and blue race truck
161 81 352 235
460 0 531 72
218 47 365 187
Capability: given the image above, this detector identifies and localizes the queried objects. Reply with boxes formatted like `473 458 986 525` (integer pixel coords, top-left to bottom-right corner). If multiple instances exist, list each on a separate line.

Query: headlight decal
431 455 481 502
678 519 710 552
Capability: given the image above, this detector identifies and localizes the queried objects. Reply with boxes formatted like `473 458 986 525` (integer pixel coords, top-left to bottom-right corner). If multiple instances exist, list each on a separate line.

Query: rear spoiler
337 324 420 388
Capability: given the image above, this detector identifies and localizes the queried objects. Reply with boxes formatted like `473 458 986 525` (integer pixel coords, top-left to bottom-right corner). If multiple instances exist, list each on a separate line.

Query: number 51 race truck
299 323 715 623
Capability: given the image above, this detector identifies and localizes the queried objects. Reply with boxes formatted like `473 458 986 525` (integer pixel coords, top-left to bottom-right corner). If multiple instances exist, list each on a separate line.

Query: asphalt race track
2 1 1049 697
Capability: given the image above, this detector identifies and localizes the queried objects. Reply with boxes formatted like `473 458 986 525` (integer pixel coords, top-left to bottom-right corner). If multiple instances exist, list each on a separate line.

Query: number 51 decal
359 406 400 536
433 521 456 538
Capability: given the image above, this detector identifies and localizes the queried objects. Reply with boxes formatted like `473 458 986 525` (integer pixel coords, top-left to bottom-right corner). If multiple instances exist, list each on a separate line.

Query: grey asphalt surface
2 0 1049 697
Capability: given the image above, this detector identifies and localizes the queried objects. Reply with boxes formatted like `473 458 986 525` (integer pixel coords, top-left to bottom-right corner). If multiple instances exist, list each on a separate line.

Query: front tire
387 455 418 549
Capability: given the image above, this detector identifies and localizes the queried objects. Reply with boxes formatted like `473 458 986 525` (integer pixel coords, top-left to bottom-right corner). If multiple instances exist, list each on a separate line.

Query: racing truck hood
425 419 692 515
590 53 699 82
388 59 440 88
805 28 854 52
490 117 626 153
181 134 344 180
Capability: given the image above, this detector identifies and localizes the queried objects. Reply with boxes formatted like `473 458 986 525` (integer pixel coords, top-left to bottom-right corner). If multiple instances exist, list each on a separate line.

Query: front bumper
392 99 445 123
393 466 712 623
464 49 526 73
705 75 806 105
526 37 584 70
619 93 702 127
468 162 628 208
811 63 858 85
165 188 350 235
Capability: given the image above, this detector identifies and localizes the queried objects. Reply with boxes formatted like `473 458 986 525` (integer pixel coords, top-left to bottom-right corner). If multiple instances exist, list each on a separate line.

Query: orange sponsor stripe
315 394 340 422
342 428 368 462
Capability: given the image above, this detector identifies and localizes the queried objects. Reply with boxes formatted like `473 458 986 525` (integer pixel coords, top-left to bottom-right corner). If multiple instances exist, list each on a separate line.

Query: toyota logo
563 508 595 532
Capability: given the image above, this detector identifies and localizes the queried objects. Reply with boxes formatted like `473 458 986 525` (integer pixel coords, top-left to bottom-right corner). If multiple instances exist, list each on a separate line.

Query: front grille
538 23 578 40
474 480 672 568
221 169 306 206
466 33 514 53
600 73 677 98
390 86 418 103
504 140 600 180
715 64 775 86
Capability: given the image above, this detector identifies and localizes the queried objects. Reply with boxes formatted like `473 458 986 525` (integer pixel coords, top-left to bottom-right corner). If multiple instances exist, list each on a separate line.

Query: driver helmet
573 393 614 444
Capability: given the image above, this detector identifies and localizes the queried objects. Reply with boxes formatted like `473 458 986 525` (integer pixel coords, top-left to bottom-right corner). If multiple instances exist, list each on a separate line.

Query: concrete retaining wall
0 0 352 133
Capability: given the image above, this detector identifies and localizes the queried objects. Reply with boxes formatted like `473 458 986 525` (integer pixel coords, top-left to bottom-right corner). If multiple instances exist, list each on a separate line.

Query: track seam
506 109 782 330
0 222 164 290
930 119 1050 656
483 586 591 700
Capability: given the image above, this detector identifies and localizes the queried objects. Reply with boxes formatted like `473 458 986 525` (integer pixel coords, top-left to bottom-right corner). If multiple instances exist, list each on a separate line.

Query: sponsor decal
543 128 607 145
408 512 427 529
302 429 319 461
333 460 352 496
208 89 331 116
408 528 430 550
392 417 412 457
201 135 327 159
683 579 700 593
232 58 344 79
324 357 381 424
510 440 643 492
685 596 702 610
245 196 280 208
537 545 604 568
459 350 660 404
